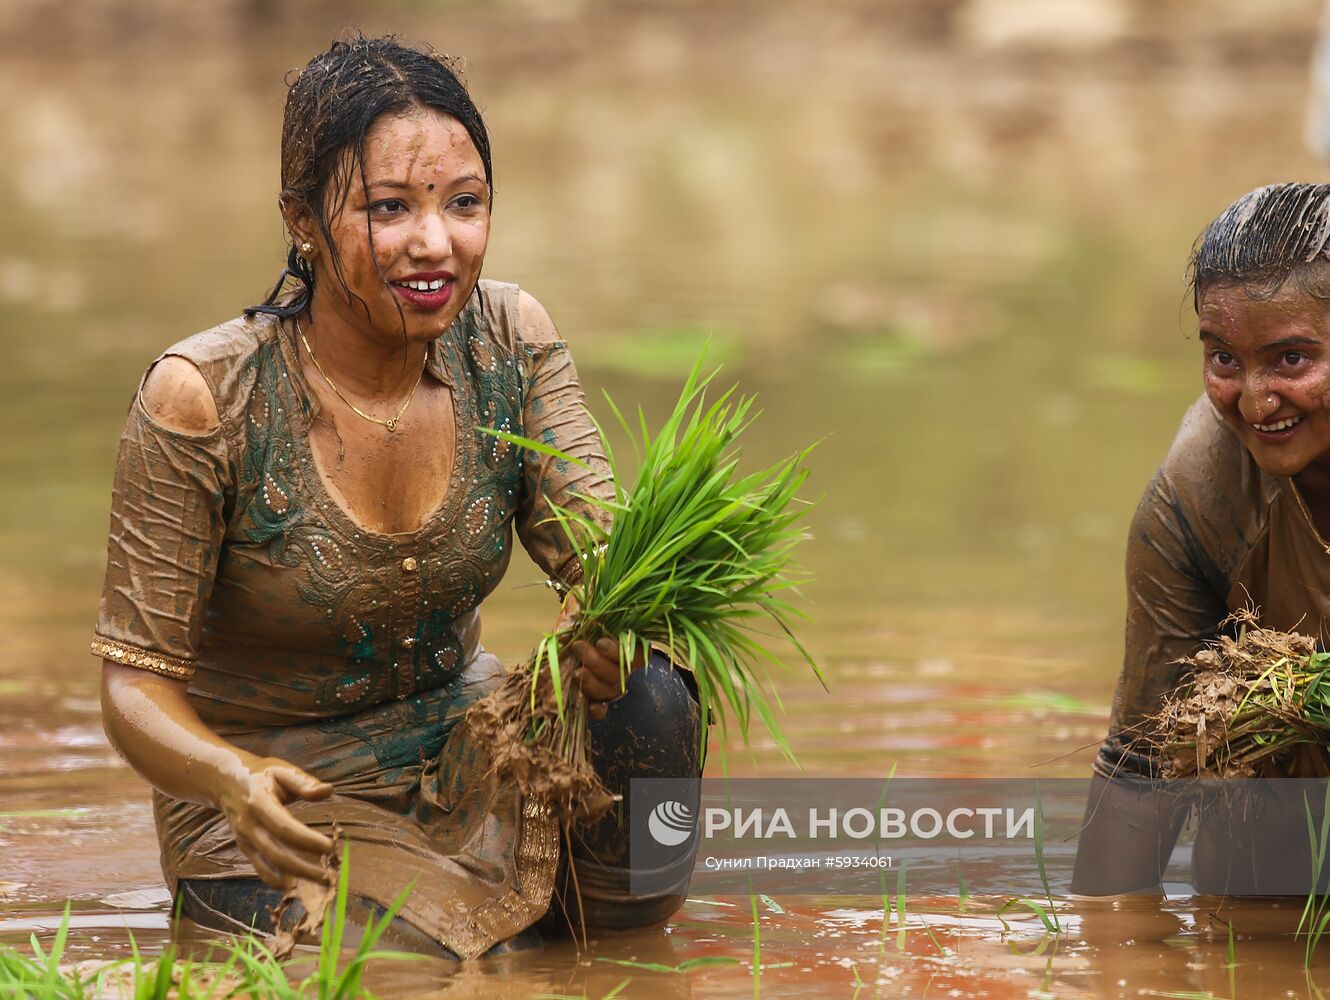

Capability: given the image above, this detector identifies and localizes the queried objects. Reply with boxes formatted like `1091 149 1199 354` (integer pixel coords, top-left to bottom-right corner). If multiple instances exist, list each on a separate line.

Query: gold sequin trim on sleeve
91 636 196 680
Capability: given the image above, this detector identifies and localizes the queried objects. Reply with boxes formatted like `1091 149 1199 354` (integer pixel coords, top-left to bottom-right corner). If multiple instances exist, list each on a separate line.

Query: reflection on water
2 0 1328 995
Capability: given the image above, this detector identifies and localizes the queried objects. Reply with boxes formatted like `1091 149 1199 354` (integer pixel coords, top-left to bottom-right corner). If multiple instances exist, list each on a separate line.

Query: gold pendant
386 418 397 432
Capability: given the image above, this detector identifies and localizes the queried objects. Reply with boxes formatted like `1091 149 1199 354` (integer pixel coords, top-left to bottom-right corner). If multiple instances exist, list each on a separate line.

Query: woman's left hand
555 595 647 721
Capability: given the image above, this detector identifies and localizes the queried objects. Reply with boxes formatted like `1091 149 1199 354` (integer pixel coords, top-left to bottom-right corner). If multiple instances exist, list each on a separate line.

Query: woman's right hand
100 663 337 891
216 755 335 889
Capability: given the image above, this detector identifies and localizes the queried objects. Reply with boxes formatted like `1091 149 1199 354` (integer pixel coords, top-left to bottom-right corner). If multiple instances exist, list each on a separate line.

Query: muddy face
296 106 492 351
1198 281 1330 482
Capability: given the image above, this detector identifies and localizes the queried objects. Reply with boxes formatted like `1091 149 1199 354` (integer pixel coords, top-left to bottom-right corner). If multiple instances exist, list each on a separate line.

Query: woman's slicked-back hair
247 34 492 318
1187 183 1330 310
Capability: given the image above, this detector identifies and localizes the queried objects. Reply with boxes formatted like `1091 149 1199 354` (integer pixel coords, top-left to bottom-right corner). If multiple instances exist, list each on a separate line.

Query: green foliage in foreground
996 788 1061 935
1300 780 1330 968
0 855 418 999
494 354 824 757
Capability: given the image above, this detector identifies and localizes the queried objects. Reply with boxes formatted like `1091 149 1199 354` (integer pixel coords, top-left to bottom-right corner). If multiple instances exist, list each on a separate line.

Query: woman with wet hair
93 35 701 956
1074 182 1330 895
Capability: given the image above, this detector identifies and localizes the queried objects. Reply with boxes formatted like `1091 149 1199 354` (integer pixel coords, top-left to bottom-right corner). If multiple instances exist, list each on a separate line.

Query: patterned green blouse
92 280 611 957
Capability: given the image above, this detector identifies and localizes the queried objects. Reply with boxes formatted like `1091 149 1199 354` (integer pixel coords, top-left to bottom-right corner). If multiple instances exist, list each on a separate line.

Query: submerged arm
1071 772 1188 895
96 357 331 889
1073 455 1230 894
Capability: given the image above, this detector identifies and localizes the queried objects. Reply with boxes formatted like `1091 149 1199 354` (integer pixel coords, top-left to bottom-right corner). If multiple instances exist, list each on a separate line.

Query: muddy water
3 0 1330 995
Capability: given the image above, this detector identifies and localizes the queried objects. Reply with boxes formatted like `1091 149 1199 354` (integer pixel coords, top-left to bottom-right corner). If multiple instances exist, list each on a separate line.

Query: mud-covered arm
101 663 333 885
1098 469 1230 782
513 292 615 589
96 358 332 887
1072 469 1228 894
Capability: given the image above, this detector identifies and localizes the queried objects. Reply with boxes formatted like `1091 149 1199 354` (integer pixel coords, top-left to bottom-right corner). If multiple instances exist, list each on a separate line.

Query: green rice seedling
121 939 180 1000
466 354 822 822
0 909 230 1000
595 956 740 974
0 908 206 1000
0 902 91 999
1300 780 1330 967
535 980 631 1000
920 919 948 957
874 870 891 968
871 764 898 949
1033 788 1060 931
0 853 419 1000
997 896 1059 935
876 873 890 942
1000 787 1058 936
749 894 760 968
956 856 969 915
225 847 420 1000
749 893 761 1000
894 861 908 952
998 789 1061 935
1226 920 1237 999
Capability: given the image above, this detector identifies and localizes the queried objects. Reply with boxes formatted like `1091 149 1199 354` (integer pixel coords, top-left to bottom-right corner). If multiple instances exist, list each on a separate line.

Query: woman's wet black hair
246 34 492 319
1187 182 1330 311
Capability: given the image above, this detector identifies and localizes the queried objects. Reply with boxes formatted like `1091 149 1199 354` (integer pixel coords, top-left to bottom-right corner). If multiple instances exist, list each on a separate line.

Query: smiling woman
91 35 702 958
1199 281 1330 488
1073 183 1330 895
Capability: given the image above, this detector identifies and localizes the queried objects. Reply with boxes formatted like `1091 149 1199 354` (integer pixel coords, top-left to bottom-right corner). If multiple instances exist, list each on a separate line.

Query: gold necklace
296 316 426 433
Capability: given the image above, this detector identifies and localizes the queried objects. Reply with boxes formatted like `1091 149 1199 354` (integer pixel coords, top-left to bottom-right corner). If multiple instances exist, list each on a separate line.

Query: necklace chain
295 316 426 433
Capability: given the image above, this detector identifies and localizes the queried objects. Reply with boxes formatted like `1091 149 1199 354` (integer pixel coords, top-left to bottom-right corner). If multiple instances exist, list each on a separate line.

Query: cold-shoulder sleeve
91 388 231 679
515 340 614 589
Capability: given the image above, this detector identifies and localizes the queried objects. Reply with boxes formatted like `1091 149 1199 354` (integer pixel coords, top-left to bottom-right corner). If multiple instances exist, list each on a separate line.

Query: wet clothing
177 649 702 954
92 280 696 957
1097 394 1330 781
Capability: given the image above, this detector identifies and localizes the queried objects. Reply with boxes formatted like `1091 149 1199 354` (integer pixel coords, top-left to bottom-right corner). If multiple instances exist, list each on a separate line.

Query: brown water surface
3 0 1330 995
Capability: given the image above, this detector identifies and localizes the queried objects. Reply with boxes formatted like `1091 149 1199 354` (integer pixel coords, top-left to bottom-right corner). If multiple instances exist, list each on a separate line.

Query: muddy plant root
1151 611 1330 779
461 664 616 825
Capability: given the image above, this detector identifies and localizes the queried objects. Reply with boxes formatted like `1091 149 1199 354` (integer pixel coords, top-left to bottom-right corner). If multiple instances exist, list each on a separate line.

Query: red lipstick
390 271 455 311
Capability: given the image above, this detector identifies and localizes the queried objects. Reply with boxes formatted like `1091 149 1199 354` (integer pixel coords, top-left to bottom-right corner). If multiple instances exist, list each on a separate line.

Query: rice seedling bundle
1151 612 1330 779
462 358 823 824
